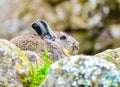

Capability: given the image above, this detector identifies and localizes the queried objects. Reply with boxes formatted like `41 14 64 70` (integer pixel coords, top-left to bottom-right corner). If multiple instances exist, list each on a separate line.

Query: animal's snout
72 42 79 55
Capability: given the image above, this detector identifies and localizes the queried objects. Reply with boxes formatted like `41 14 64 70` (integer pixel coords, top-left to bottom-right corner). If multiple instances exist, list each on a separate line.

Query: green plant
28 49 54 87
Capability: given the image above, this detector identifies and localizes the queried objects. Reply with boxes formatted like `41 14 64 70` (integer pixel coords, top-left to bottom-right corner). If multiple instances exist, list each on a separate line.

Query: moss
104 55 113 62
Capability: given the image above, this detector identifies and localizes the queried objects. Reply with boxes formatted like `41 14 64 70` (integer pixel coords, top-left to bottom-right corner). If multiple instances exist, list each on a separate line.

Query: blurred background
0 0 120 55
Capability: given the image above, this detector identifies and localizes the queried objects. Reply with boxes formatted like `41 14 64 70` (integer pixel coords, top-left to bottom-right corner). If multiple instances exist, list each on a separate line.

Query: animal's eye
60 36 66 40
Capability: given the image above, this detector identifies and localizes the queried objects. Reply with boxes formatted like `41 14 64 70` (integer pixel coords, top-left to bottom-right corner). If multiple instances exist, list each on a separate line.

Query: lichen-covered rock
95 48 120 69
0 39 33 87
40 55 120 87
24 50 45 66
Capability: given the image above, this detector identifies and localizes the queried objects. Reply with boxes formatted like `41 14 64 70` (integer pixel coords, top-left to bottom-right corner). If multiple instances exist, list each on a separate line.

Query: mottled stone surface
0 39 32 87
24 50 45 66
95 48 120 69
40 55 120 87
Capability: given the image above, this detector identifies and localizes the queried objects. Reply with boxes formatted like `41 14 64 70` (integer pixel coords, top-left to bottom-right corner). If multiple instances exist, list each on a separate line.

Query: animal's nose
73 42 79 55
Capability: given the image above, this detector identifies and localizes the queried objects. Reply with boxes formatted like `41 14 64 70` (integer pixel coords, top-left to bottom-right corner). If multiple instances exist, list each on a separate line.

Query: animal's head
32 19 79 56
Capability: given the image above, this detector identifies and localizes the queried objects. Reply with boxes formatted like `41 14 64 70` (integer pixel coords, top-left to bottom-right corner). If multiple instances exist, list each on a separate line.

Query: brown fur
10 32 79 61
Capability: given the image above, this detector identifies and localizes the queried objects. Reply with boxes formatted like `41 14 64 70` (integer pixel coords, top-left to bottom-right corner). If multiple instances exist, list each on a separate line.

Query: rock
24 50 45 66
39 55 120 87
95 48 120 69
0 39 32 87
0 38 120 87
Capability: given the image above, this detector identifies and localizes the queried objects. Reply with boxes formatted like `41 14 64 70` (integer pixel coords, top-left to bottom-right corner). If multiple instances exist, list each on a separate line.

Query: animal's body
10 20 79 61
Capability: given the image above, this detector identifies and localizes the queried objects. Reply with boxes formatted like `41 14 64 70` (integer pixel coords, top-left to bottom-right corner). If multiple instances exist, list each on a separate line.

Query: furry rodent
10 20 79 61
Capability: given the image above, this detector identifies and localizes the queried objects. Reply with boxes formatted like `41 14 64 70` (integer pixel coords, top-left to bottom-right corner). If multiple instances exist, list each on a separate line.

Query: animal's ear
32 19 56 40
38 20 56 40
31 23 42 35
38 20 47 29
